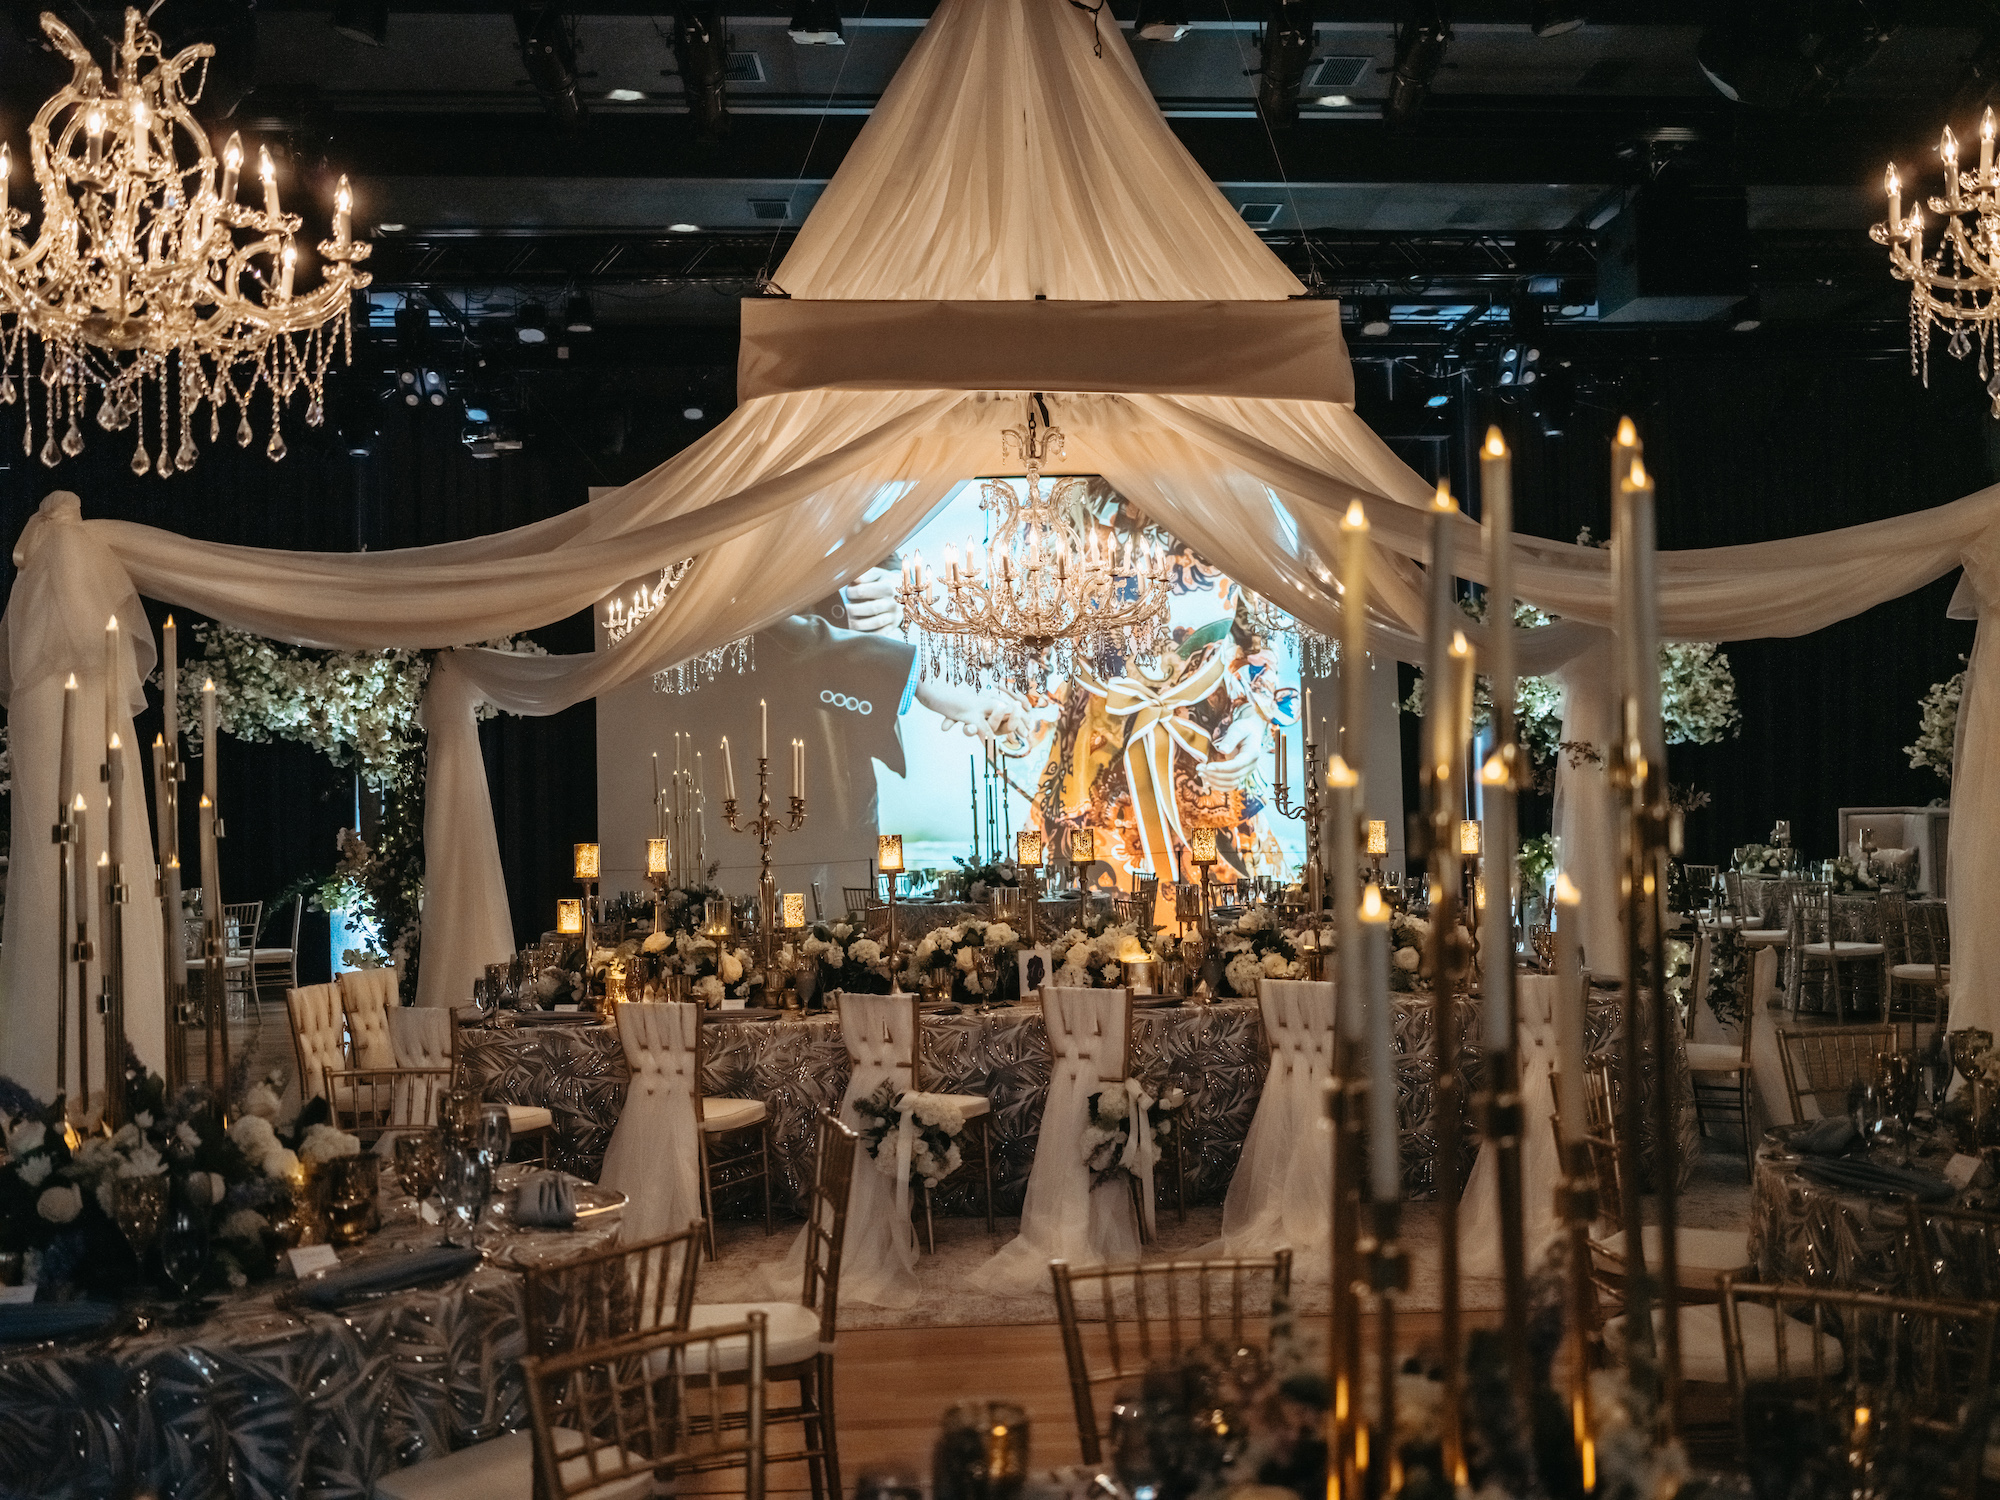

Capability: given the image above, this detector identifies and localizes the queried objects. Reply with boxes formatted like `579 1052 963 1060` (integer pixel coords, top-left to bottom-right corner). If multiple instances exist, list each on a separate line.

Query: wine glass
442 1146 491 1249
159 1179 210 1319
474 1103 512 1173
113 1174 169 1263
394 1131 443 1211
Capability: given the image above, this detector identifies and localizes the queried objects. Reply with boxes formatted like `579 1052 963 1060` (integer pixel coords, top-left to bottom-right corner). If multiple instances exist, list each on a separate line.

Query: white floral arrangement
1051 921 1149 989
298 1123 363 1166
851 1082 969 1189
1214 905 1304 997
654 930 760 1005
1734 843 1785 876
907 918 1019 998
1907 656 1964 784
800 920 899 995
1082 1085 1186 1189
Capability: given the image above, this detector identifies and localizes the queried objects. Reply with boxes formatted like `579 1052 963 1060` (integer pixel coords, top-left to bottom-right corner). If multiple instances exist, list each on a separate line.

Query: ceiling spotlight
1357 298 1393 336
517 301 550 343
1496 342 1541 385
1254 0 1316 131
1132 0 1191 42
604 87 645 101
673 4 731 138
668 222 701 233
683 405 705 420
564 292 595 332
1696 0 1897 111
1317 93 1352 107
515 1 587 134
331 0 389 47
1731 294 1762 332
420 368 449 406
1383 0 1451 131
1530 0 1585 38
789 0 844 45
377 222 406 233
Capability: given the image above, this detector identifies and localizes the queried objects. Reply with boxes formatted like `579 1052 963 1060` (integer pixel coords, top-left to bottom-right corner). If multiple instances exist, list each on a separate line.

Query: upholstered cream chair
337 968 400 1070
285 982 351 1104
384 1005 552 1158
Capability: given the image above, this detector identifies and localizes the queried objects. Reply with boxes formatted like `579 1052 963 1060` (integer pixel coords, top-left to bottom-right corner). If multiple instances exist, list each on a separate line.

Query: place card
1945 1153 1982 1190
420 1199 443 1224
553 1004 579 1013
0 1284 37 1305
287 1244 341 1278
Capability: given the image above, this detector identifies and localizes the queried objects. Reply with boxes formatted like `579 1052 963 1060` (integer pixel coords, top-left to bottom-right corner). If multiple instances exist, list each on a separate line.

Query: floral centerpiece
1735 843 1785 876
1386 910 1470 993
798 920 898 996
1218 906 1303 997
906 918 1020 1003
1051 916 1152 989
0 1054 307 1299
1082 1085 1186 1188
940 858 1022 904
851 1083 968 1189
656 930 761 1006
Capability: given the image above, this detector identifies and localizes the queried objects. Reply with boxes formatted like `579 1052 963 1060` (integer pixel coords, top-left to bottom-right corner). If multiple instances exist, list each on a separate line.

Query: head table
457 982 1691 1215
0 1169 618 1500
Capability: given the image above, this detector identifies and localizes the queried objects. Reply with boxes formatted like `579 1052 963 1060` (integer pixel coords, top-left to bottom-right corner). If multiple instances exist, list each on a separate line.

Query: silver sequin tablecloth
457 983 1686 1213
0 1175 617 1500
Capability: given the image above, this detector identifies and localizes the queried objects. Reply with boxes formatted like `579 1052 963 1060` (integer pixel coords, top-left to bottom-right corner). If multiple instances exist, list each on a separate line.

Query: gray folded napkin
298 1246 482 1310
513 1171 577 1229
1792 1117 1858 1156
0 1301 119 1344
1797 1158 1956 1203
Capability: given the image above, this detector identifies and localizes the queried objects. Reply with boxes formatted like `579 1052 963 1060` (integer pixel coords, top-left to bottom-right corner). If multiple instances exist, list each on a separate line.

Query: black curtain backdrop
0 335 1990 999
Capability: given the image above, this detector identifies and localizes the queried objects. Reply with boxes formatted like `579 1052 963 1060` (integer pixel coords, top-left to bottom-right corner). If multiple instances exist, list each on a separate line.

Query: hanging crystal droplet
306 397 324 427
177 433 199 470
61 416 83 457
236 412 254 447
0 376 14 405
39 433 59 467
98 393 122 430
267 427 287 462
130 442 151 477
40 348 58 383
156 441 176 478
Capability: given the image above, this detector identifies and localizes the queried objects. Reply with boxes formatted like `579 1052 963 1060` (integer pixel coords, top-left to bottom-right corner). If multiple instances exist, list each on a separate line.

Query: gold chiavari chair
1720 1279 1994 1500
522 1315 769 1500
1776 1023 1897 1126
1684 947 1772 1175
522 1222 706 1359
1049 1252 1295 1465
1790 882 1885 1022
321 1064 453 1145
1882 891 1951 1034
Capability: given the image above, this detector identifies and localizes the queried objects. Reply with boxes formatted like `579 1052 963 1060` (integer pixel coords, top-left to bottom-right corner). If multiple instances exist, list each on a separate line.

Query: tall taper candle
201 678 218 807
58 672 77 822
162 615 178 751
1617 458 1665 765
1480 427 1517 1050
1554 872 1585 1140
1361 883 1398 1200
722 736 737 802
1337 500 1373 1042
104 618 123 882
653 752 663 837
1425 482 1461 800
761 699 768 760
1331 757 1362 1040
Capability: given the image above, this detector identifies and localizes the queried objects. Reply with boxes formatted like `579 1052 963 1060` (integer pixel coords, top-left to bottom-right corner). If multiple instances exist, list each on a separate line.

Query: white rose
642 931 671 953
36 1184 82 1224
985 924 1018 949
849 938 883 966
832 923 853 941
826 944 846 967
16 1155 51 1188
263 1147 301 1181
1261 951 1292 977
176 1121 202 1152
242 1083 282 1121
720 952 744 983
230 1114 278 1159
695 976 725 1005
7 1120 46 1157
300 1124 362 1164
1393 947 1422 972
956 947 977 973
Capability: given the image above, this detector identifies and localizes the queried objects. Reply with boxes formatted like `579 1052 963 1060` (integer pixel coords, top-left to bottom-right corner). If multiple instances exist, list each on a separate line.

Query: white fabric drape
816 993 922 1309
4 0 2000 1083
599 1001 704 1246
1459 974 1566 1276
1211 979 1337 1266
970 986 1145 1294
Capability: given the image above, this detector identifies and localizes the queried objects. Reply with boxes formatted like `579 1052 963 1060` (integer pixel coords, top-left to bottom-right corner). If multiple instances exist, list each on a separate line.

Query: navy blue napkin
1797 1158 1955 1203
513 1171 576 1229
1792 1117 1859 1156
298 1246 482 1310
0 1301 119 1344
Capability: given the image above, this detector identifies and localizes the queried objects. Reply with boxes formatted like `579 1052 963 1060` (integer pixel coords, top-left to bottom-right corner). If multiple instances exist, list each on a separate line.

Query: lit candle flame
1628 457 1650 488
1554 871 1581 905
1615 415 1638 447
1887 163 1900 194
224 137 242 170
1480 751 1508 784
1450 629 1470 658
259 145 275 181
1359 882 1387 922
1325 754 1359 789
65 672 77 689
336 178 352 212
1342 499 1368 530
1483 425 1507 457
1430 479 1456 513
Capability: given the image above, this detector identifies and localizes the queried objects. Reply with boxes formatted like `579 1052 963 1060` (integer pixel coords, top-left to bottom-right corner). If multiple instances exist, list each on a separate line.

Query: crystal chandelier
1872 108 2000 416
0 8 371 475
606 561 756 695
897 400 1173 688
1232 584 1338 677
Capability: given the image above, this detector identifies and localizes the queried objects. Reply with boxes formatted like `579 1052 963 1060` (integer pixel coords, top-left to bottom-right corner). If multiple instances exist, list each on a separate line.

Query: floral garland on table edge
851 1082 968 1190
1081 1084 1186 1189
0 1051 361 1300
174 624 547 1000
906 918 1020 1002
1907 655 1964 785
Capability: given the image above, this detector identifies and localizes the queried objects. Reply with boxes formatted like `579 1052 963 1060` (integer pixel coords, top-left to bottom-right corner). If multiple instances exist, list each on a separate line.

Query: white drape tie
1112 1077 1160 1239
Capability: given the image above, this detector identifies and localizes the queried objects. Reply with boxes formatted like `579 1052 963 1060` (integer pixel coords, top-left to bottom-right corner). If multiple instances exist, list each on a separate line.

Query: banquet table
457 981 1685 1213
1728 881 1943 1017
0 1168 618 1500
1747 1122 1969 1295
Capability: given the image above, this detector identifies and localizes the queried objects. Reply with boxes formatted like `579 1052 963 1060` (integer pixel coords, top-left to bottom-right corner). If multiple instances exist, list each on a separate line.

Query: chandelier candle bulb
333 176 351 247
220 133 241 204
85 106 103 170
278 245 295 300
1554 872 1585 1140
129 100 146 171
1 143 10 231
1360 883 1398 1200
259 146 278 218
1985 108 1996 181
1886 164 1901 230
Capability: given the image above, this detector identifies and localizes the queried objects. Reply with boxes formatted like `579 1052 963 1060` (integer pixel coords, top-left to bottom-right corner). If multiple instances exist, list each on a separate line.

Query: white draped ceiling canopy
3 0 1997 1101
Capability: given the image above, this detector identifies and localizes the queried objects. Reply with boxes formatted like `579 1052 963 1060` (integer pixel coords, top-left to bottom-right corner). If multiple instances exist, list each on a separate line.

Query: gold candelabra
723 750 807 990
1269 700 1325 916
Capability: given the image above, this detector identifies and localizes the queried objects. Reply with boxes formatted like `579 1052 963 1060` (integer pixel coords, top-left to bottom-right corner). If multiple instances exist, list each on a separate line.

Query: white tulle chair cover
970 986 1152 1295
1212 979 1336 1262
600 1002 704 1246
1459 973 1565 1276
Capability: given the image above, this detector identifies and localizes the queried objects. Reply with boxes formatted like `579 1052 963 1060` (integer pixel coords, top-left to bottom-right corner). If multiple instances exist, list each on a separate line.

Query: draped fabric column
413 654 516 1008
1552 631 1622 975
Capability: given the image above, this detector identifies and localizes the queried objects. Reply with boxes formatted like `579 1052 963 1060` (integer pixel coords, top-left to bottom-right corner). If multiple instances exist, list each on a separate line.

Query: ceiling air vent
1238 203 1283 226
725 51 765 82
749 199 791 220
1305 55 1371 88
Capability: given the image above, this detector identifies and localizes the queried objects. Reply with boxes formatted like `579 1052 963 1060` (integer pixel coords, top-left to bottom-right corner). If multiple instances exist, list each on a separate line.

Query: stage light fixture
674 4 732 138
1132 0 1191 42
515 1 587 135
1530 0 1584 38
563 292 595 332
420 368 449 406
789 0 844 45
1383 0 1450 131
333 380 378 457
1357 298 1393 336
1730 294 1762 332
1254 0 1315 131
605 87 646 101
517 301 550 344
683 405 705 420
1696 0 1896 112
331 0 390 46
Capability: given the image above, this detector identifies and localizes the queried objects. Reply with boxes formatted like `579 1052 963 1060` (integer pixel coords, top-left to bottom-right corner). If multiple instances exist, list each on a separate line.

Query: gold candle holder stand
723 757 807 991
